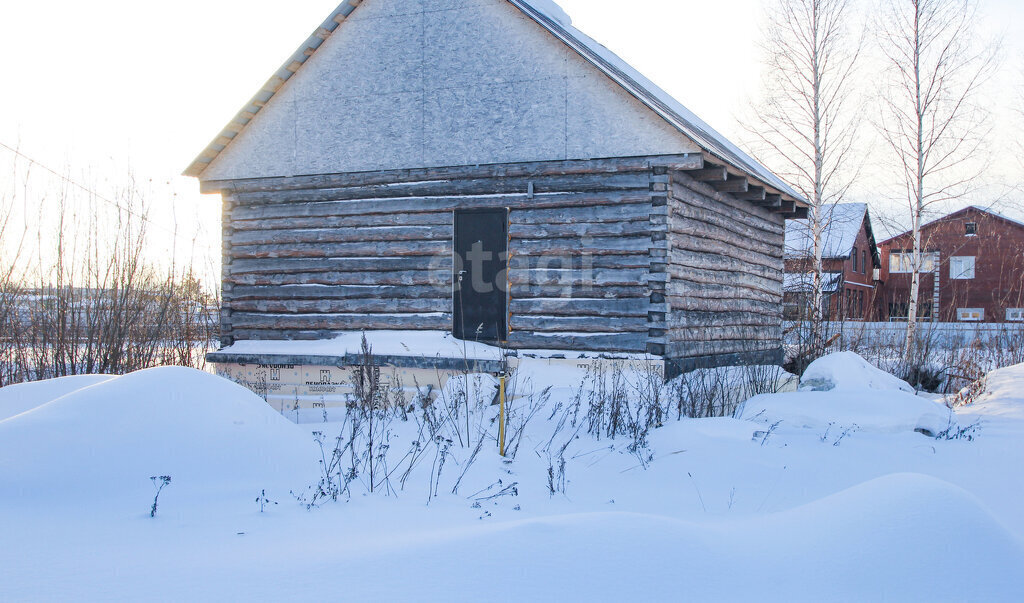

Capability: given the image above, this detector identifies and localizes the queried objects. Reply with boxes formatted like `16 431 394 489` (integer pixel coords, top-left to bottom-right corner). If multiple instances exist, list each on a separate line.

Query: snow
0 373 115 421
215 329 659 362
799 351 915 393
2 354 1024 600
218 330 505 361
785 202 868 259
737 390 954 435
0 366 319 513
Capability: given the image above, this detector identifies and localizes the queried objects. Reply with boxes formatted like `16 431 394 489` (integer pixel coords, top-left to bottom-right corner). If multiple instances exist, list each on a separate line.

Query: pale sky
1 0 1022 280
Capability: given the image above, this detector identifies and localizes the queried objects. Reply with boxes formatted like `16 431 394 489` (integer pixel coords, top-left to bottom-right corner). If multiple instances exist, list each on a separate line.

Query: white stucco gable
199 0 700 182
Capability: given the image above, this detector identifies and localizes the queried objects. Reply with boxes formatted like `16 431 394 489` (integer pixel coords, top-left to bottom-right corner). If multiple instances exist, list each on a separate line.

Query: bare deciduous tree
745 0 863 365
875 0 998 360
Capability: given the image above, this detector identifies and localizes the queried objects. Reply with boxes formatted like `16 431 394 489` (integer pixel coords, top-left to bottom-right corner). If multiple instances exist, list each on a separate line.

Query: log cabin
185 0 807 395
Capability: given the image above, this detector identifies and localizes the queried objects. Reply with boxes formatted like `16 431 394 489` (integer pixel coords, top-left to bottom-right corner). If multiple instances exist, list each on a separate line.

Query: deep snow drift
799 350 915 393
1 354 1023 601
0 366 319 514
0 373 115 421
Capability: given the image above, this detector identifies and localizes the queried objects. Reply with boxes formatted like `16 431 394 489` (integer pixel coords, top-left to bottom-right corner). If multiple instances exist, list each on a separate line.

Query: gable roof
785 203 872 260
880 205 1024 245
183 0 804 204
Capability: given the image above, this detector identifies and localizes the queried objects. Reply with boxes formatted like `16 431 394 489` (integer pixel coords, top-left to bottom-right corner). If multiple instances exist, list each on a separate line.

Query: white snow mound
971 363 1024 419
0 374 116 421
285 474 1023 601
799 351 914 393
0 366 320 511
737 389 953 435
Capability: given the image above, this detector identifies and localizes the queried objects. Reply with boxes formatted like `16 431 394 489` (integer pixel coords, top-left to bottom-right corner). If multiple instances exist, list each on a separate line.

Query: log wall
215 156 706 353
663 170 786 369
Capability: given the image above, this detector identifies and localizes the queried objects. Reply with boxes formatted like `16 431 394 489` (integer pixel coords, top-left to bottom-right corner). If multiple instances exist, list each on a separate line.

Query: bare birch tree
876 0 998 361
745 0 863 364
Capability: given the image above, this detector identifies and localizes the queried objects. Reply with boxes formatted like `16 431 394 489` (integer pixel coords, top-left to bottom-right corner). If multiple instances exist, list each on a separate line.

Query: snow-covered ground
1 354 1023 601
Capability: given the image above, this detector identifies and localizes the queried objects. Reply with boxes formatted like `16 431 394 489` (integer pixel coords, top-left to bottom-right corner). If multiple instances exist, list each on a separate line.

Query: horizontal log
669 234 781 272
670 217 782 260
670 325 782 343
229 257 445 275
508 254 651 271
232 240 451 260
509 220 650 240
230 172 652 205
229 271 452 287
506 331 648 353
510 284 650 299
509 268 650 287
232 212 453 231
512 236 652 257
671 190 784 239
230 298 449 315
669 280 780 305
202 153 704 194
231 312 452 331
510 203 653 225
668 310 781 329
668 295 782 316
232 191 652 221
229 284 451 301
666 339 780 359
510 315 649 333
668 265 781 298
231 225 450 246
670 249 781 283
510 297 651 318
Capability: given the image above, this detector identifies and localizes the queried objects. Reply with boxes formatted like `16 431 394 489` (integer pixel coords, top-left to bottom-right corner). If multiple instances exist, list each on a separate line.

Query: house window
889 253 910 273
862 250 867 274
965 222 977 236
950 256 976 280
852 246 858 272
889 251 936 273
957 308 984 322
1007 308 1024 322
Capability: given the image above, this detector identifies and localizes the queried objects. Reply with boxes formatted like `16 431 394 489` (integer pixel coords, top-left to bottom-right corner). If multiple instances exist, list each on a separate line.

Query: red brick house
878 206 1024 323
783 203 881 321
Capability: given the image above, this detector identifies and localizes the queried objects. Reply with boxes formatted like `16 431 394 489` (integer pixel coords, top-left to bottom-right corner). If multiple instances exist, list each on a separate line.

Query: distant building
878 206 1024 323
783 203 881 321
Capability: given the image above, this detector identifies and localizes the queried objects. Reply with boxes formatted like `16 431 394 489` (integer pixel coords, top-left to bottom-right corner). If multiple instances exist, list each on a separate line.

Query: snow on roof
783 271 844 294
210 330 655 364
184 0 804 203
785 203 867 260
